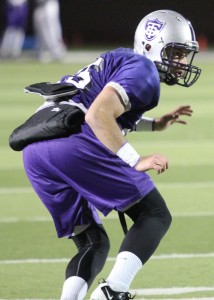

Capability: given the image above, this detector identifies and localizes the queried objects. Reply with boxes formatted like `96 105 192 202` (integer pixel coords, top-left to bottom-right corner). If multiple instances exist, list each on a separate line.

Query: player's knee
73 223 110 266
161 205 172 233
148 198 172 234
125 188 172 234
92 225 110 259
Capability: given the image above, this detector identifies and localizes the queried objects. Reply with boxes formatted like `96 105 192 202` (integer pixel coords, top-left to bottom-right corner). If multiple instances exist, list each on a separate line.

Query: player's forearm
86 111 141 167
85 109 126 153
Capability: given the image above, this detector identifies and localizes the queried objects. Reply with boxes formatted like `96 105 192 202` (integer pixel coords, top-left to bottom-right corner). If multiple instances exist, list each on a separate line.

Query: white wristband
117 142 140 167
136 116 155 131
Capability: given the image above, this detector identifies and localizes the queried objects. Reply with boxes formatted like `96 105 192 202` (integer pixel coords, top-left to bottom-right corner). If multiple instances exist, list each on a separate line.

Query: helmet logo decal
145 18 165 41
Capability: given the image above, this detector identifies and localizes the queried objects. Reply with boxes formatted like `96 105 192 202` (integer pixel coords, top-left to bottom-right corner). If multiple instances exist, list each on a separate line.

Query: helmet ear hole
145 43 152 51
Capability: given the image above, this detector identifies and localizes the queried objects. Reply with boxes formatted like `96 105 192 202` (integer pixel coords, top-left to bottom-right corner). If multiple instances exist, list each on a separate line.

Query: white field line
1 252 214 265
0 187 33 194
147 299 214 300
0 298 213 300
2 160 214 170
0 299 213 300
0 289 214 300
1 210 214 224
137 298 214 300
0 181 214 195
0 184 214 224
130 287 214 296
0 181 214 194
0 216 52 223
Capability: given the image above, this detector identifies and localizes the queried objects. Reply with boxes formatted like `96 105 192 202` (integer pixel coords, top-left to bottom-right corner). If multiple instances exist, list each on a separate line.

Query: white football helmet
134 10 201 87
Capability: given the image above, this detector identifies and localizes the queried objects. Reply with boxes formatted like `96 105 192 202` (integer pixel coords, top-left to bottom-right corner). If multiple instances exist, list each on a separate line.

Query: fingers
154 162 168 174
172 113 179 120
173 105 193 117
175 119 187 125
171 113 186 124
170 105 193 125
154 156 168 174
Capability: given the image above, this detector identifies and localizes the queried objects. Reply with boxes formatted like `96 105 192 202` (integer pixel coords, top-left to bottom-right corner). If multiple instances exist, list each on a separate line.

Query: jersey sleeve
103 50 160 113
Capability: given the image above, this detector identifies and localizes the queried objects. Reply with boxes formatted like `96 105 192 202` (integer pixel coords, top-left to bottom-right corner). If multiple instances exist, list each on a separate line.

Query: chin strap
118 211 128 235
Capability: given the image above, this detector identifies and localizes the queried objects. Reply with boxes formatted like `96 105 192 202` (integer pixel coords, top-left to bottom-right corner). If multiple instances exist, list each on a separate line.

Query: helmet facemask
155 42 201 87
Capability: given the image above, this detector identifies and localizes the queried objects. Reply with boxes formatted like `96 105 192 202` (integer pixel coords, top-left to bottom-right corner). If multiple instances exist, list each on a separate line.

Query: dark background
0 0 212 49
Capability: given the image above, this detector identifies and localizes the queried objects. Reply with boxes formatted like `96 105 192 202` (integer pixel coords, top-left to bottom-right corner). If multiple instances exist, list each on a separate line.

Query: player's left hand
154 105 193 131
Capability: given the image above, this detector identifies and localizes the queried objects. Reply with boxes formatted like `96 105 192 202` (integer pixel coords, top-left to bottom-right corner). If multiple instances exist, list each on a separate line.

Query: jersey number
63 57 103 90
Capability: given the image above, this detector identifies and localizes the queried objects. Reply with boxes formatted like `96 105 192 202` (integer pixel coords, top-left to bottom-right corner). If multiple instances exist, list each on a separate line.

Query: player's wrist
136 116 155 131
152 118 157 131
117 142 140 167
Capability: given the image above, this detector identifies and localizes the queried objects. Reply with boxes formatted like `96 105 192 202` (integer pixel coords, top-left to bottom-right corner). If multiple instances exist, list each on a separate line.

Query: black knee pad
66 224 110 287
120 188 172 263
125 187 172 231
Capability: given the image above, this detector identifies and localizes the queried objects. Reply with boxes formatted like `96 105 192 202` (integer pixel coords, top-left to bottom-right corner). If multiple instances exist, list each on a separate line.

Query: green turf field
0 53 214 299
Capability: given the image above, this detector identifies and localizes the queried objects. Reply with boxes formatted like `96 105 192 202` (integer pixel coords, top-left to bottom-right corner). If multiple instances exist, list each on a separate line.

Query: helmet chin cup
155 61 178 86
164 73 178 86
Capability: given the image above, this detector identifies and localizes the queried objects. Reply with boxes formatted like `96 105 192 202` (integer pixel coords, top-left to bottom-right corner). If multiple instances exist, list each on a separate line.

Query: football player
0 0 28 58
33 0 66 61
22 10 201 300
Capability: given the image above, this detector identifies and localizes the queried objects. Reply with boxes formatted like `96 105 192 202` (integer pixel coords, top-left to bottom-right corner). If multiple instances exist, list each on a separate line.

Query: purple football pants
23 126 155 238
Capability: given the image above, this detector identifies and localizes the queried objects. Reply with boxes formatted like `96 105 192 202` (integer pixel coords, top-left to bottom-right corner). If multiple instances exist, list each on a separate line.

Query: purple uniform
23 48 160 238
6 1 28 29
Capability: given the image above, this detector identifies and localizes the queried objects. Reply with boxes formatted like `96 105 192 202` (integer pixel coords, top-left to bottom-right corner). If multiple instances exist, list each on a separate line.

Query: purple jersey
60 48 160 131
23 48 160 238
6 1 28 29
